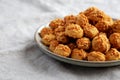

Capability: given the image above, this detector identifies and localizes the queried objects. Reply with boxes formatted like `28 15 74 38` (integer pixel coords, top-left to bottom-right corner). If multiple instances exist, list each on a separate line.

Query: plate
34 23 120 67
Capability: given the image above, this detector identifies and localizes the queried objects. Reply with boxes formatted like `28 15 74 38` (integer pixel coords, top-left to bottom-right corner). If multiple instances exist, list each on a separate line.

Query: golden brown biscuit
87 51 105 61
64 15 77 25
106 48 120 61
42 34 55 45
71 49 87 60
84 7 106 22
54 44 71 57
76 37 91 50
76 13 89 28
49 40 59 52
92 33 110 53
49 18 65 29
109 33 120 49
65 24 83 38
56 32 69 44
83 24 99 39
112 20 120 33
95 20 111 32
40 27 53 38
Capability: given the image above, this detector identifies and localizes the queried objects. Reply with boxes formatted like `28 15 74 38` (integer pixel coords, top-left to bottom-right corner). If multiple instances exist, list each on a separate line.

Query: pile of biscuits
39 7 120 61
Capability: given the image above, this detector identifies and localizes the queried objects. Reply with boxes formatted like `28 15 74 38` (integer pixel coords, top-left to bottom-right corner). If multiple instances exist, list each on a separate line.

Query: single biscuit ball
106 48 120 61
54 44 71 57
109 33 120 49
76 13 89 28
95 20 112 32
56 32 69 44
40 27 53 38
71 49 87 60
92 33 110 53
65 24 83 38
84 7 106 22
54 26 65 35
49 40 59 52
49 18 65 30
112 20 120 33
64 15 77 25
87 51 105 61
42 34 55 45
76 37 91 50
83 24 99 39
67 43 77 50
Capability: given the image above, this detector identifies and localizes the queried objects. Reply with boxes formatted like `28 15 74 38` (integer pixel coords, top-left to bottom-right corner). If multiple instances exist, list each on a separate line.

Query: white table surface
1 0 120 80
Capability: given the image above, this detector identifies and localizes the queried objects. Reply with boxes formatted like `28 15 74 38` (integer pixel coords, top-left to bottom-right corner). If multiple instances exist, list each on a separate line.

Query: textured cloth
1 0 120 80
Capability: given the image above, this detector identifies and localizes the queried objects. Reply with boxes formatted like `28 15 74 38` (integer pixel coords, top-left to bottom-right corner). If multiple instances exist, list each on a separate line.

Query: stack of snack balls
39 7 120 61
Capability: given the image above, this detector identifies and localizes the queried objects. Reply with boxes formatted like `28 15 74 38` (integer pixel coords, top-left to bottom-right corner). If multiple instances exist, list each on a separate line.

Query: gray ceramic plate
34 23 120 67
